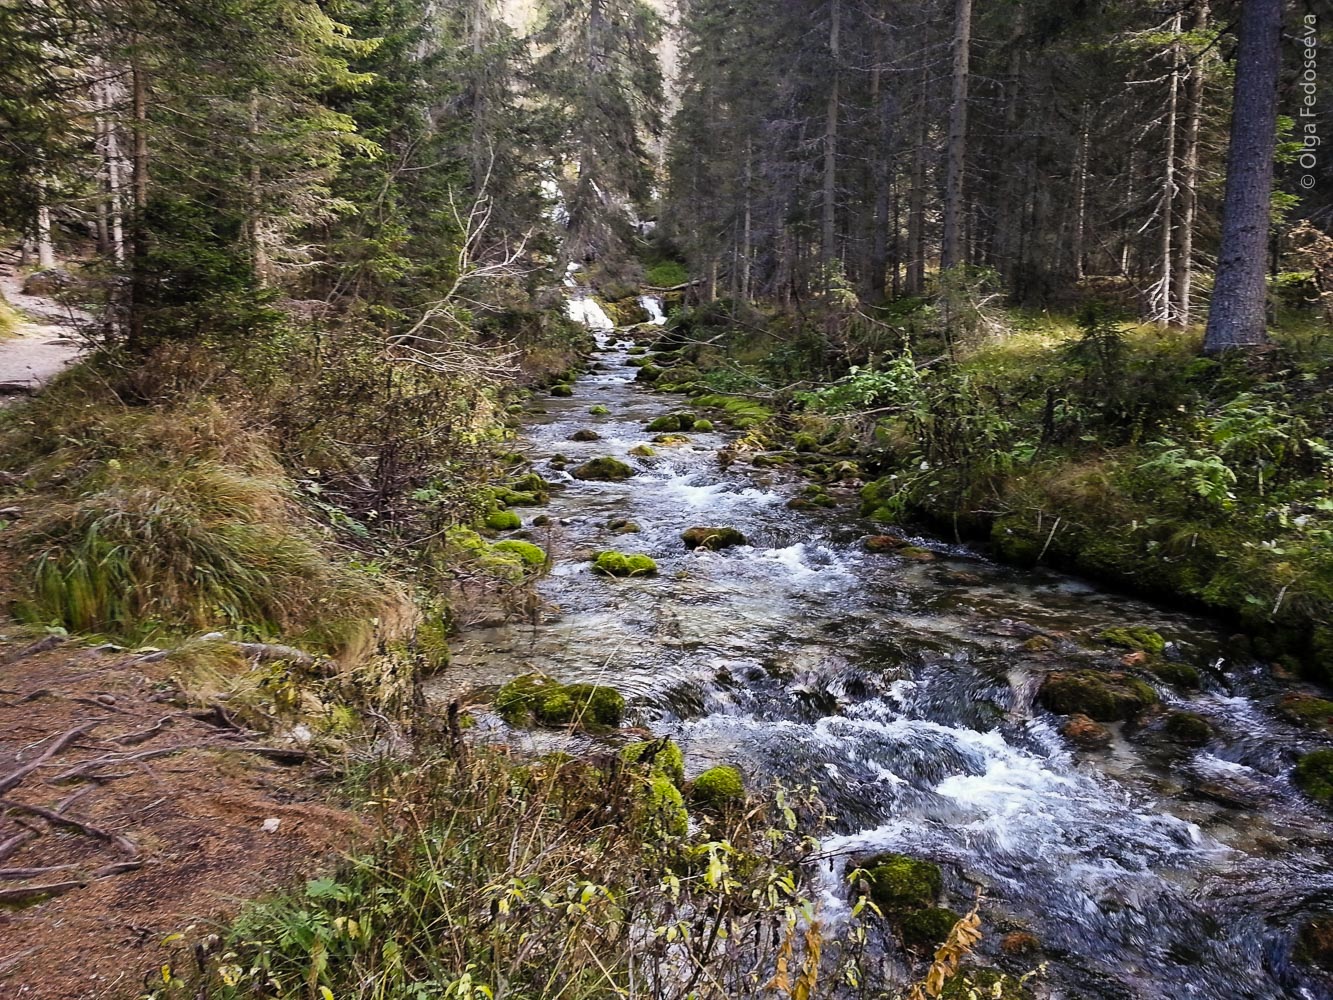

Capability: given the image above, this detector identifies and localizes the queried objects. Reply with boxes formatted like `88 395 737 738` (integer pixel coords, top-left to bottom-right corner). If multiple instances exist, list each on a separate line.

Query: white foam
568 297 615 331
639 295 667 325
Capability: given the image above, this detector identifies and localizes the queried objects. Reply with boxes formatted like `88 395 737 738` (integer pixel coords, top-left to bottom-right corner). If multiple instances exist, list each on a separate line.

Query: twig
0 880 86 904
0 722 100 795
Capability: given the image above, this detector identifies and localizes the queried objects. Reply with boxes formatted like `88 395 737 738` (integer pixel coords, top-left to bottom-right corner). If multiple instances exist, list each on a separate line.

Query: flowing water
429 315 1333 1000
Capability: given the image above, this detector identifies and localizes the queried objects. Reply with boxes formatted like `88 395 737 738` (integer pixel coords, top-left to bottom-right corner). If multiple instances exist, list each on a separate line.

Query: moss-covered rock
1297 915 1333 972
751 453 789 468
490 486 542 508
641 773 689 839
570 428 601 442
646 412 694 432
572 456 634 481
628 444 655 457
1164 711 1213 746
793 433 820 453
939 969 1031 1000
550 383 574 397
1279 693 1333 732
900 907 962 950
692 419 715 432
863 854 942 916
592 550 658 577
1098 626 1167 655
1038 670 1159 722
681 526 747 551
652 433 691 446
689 765 745 810
484 509 522 531
1148 659 1201 689
1293 749 1333 808
691 394 773 429
494 673 625 729
490 540 546 568
864 535 907 554
621 738 685 787
607 516 641 534
1062 713 1112 748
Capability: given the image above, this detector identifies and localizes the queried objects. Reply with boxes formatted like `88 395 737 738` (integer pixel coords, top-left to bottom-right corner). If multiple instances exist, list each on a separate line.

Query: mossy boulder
490 486 542 508
901 907 961 950
692 419 715 432
1164 711 1213 746
939 969 1031 1000
751 453 789 468
570 428 601 442
512 472 555 496
647 412 695 433
572 456 634 481
1148 659 1201 689
1062 713 1112 748
691 394 773 429
1279 693 1333 732
864 535 908 554
484 509 522 531
690 765 745 810
628 444 655 457
641 773 689 839
621 738 686 787
652 433 691 446
793 433 820 453
1098 627 1167 655
607 516 641 534
589 404 610 415
1293 749 1333 808
681 526 747 551
550 384 574 397
494 672 625 729
863 854 942 916
592 550 658 577
490 540 546 568
1038 670 1159 722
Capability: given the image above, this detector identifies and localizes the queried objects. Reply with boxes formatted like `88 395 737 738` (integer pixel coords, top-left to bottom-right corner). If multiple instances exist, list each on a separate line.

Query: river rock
1062 713 1112 748
22 268 72 296
1298 915 1333 972
1038 670 1158 722
682 526 747 551
572 456 634 481
569 428 601 441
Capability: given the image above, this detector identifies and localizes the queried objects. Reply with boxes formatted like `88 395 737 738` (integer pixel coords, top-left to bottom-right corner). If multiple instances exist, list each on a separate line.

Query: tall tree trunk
1173 0 1208 327
905 65 928 296
1203 0 1280 353
34 179 56 269
821 0 841 269
741 139 753 301
128 58 150 350
1153 12 1181 326
940 0 972 273
869 27 892 300
248 92 268 287
1072 106 1090 281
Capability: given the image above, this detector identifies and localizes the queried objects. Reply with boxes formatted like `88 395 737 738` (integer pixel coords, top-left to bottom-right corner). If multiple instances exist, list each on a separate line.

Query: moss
864 535 907 553
550 384 574 397
607 516 641 533
1293 749 1333 808
1038 670 1159 722
691 394 773 429
646 413 694 432
484 509 521 531
572 456 634 481
621 738 685 787
490 540 546 567
628 444 655 457
863 854 942 916
900 907 961 950
569 428 601 442
898 546 937 562
939 969 1031 1000
1098 626 1167 655
652 433 691 446
642 773 689 839
1164 711 1213 745
681 526 747 551
592 550 658 577
1279 693 1333 732
1149 659 1201 689
793 433 820 453
512 472 553 496
751 453 788 468
490 486 542 508
494 672 624 729
635 365 664 383
589 405 610 415
690 765 745 810
692 419 715 432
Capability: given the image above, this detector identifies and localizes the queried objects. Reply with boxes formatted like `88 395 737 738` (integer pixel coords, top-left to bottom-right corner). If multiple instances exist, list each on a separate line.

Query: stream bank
440 308 1333 1000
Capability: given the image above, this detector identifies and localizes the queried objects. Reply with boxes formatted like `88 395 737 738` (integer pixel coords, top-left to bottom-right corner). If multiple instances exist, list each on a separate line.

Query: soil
0 635 357 999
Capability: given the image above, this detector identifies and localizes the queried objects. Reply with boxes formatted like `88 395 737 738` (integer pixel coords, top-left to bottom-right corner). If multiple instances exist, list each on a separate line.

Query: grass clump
621 738 686 787
592 550 658 577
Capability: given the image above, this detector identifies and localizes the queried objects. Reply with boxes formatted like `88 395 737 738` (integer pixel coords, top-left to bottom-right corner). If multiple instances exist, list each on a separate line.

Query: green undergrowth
148 742 1004 1000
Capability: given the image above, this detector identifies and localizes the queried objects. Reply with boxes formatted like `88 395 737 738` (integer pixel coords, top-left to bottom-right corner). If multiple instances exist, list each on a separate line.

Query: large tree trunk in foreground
1203 0 1281 354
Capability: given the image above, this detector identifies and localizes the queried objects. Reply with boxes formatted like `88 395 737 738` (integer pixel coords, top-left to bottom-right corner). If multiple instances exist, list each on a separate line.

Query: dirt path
0 256 85 398
0 637 357 999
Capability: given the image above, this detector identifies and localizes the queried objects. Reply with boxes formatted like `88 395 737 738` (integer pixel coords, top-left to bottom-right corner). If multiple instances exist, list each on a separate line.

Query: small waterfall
567 296 615 331
639 295 667 325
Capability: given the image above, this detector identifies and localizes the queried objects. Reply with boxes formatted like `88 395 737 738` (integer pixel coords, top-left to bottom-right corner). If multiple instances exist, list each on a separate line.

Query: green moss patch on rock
621 738 686 788
691 394 773 429
862 853 942 916
1293 748 1333 808
640 773 689 839
550 384 574 397
1148 659 1201 689
1164 711 1213 746
1098 626 1167 655
646 412 696 433
900 907 962 950
494 672 625 729
490 540 546 568
592 550 658 577
939 969 1031 1000
652 433 692 446
1038 670 1159 722
569 428 601 442
681 526 747 551
572 456 634 481
628 444 656 457
484 509 522 531
1279 693 1333 732
689 765 745 810
692 419 715 432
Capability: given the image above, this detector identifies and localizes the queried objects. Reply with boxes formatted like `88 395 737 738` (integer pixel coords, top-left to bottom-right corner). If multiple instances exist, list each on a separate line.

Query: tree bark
940 0 972 273
1153 12 1181 326
821 0 841 269
34 180 56 270
1203 0 1280 354
1072 106 1089 281
1173 0 1209 327
128 58 150 350
905 64 928 296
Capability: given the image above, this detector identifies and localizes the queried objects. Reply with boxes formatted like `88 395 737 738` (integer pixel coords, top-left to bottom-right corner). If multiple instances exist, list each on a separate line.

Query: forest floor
0 256 84 399
0 635 357 999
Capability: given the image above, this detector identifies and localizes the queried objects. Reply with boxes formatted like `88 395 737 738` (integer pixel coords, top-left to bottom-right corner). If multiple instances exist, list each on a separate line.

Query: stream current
429 308 1333 1000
